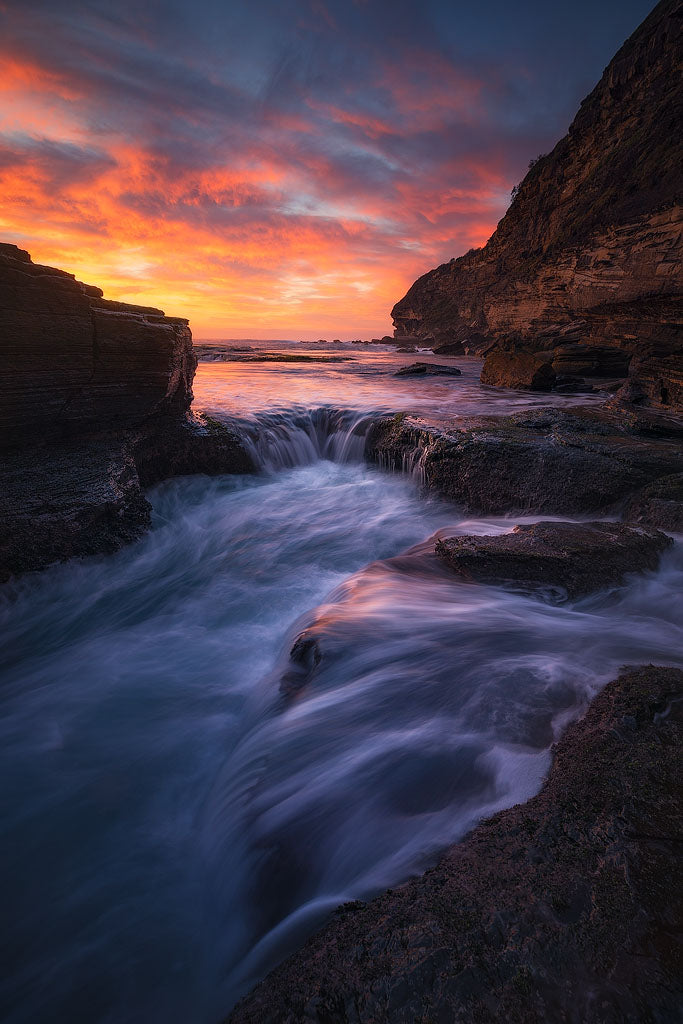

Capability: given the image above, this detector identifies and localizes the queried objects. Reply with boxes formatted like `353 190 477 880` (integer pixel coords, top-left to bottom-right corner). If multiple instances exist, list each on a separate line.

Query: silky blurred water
1 348 680 1023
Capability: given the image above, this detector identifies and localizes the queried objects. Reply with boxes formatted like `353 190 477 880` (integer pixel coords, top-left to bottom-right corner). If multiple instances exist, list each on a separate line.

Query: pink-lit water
193 340 605 421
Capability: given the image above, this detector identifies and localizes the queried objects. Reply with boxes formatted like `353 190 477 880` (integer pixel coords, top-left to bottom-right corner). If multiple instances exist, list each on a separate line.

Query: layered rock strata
0 244 253 582
391 0 683 410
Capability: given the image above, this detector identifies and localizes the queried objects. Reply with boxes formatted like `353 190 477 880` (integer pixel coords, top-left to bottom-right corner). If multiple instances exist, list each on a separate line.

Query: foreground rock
227 665 683 1023
390 1 682 413
0 245 253 582
395 362 462 377
435 521 672 598
366 406 683 515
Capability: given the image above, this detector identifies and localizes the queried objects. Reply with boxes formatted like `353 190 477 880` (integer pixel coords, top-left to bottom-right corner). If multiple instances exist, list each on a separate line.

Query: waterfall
221 407 384 472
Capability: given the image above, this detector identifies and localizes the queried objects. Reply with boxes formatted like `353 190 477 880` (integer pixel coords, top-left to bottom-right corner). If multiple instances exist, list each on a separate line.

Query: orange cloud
0 39 515 339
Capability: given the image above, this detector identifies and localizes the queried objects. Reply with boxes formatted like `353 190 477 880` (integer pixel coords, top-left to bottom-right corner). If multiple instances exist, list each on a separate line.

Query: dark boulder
395 362 462 377
434 521 672 598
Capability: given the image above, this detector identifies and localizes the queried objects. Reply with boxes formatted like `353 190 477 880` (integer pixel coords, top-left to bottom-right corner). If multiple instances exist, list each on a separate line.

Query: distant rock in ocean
394 362 462 376
391 0 682 411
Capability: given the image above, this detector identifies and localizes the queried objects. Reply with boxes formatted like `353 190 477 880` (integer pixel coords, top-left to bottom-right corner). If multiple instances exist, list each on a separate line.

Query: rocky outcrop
435 521 672 598
0 245 253 582
391 1 683 409
227 664 683 1024
394 362 462 377
366 406 683 516
0 242 196 445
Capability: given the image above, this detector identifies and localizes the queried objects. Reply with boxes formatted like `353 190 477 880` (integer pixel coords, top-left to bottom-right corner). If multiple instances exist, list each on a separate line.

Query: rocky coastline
2 240 682 1020
2 6 682 1017
391 0 682 414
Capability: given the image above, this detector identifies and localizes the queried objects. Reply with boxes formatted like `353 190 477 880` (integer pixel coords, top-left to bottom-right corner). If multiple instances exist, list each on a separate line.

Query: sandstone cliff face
391 0 683 407
0 244 252 582
0 242 196 447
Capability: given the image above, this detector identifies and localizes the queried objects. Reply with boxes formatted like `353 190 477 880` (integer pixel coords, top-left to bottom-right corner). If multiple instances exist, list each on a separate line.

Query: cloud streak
0 0 654 337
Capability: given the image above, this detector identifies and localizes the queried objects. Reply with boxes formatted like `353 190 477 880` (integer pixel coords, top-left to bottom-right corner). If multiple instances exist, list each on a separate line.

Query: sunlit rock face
0 242 196 447
391 0 682 406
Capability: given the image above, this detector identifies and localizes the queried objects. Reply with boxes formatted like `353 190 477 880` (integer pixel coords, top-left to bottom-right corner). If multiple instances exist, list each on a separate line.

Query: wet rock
227 665 683 1024
134 413 254 487
481 349 555 390
0 438 152 582
394 362 462 377
365 406 683 515
280 631 323 695
434 521 673 598
624 473 683 532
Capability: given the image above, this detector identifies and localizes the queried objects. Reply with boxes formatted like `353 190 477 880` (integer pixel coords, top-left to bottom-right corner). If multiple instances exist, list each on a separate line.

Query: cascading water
2 354 681 1024
226 406 384 472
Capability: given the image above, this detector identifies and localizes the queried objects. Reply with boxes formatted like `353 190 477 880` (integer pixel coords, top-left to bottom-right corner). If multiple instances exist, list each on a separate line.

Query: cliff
391 0 683 408
0 244 253 582
0 241 196 445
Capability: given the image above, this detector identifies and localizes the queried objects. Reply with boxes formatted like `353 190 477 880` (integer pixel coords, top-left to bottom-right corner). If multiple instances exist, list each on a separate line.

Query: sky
0 0 655 339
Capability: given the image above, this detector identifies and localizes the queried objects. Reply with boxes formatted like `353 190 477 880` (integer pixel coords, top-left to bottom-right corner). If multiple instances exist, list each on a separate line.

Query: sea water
2 349 681 1022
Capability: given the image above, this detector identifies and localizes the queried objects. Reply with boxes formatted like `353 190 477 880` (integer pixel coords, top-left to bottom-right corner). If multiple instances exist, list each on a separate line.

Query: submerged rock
395 362 462 377
435 521 672 598
280 631 324 696
227 664 683 1023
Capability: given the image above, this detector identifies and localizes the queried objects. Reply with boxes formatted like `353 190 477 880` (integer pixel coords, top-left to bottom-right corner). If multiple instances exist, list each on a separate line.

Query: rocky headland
0 243 253 582
391 0 682 415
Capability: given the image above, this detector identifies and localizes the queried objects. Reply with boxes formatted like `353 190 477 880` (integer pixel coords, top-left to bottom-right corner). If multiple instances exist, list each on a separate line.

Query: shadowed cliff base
227 664 683 1024
391 0 682 413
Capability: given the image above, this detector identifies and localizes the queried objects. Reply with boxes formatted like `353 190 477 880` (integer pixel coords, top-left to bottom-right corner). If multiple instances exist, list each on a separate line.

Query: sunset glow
0 0 653 337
